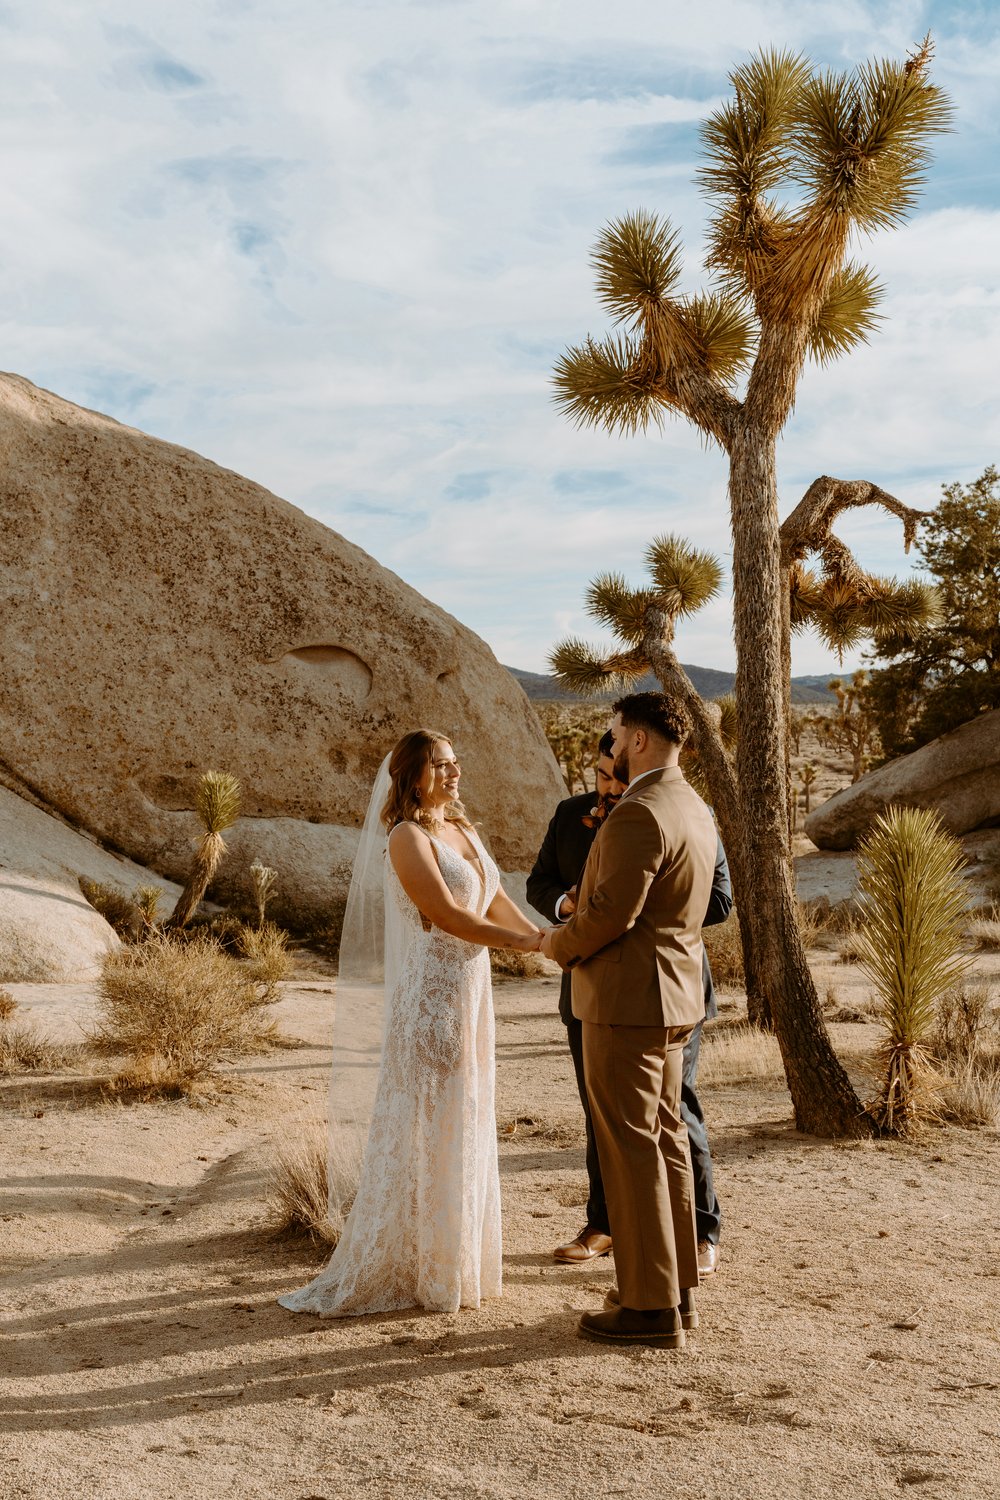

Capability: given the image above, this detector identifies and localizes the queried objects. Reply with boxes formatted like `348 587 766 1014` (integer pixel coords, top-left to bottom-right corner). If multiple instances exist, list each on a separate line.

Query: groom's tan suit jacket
546 765 717 1026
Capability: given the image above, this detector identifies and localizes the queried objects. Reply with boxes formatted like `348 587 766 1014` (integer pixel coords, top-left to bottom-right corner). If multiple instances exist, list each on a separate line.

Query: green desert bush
855 806 972 1134
89 931 279 1096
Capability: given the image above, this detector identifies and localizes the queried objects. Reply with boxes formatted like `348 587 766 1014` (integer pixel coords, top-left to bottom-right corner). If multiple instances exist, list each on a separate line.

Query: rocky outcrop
0 786 181 982
805 708 1000 851
0 374 565 922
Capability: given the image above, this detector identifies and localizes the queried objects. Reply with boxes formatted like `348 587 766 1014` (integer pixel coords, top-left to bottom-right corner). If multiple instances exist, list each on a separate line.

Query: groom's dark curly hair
613 690 692 747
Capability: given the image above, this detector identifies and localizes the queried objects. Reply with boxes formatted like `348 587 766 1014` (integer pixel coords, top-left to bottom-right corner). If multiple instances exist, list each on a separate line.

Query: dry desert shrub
937 1059 1000 1128
490 948 552 979
236 920 291 1002
0 1021 82 1074
269 1121 359 1245
249 858 278 927
700 1023 784 1086
932 982 998 1065
0 989 17 1019
78 877 141 939
89 932 279 1095
703 911 744 990
968 905 1000 951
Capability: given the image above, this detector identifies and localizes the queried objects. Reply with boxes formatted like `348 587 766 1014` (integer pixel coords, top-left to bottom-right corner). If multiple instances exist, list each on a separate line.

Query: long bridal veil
327 752 402 1214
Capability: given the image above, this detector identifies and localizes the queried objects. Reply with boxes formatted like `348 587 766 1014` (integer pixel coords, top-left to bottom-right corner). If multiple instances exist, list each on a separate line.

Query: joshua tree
551 41 950 1136
827 670 878 781
798 761 818 815
855 806 971 1133
165 771 242 931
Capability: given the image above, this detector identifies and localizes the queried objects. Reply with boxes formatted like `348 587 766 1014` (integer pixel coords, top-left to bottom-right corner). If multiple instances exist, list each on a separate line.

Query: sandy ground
3 963 1000 1500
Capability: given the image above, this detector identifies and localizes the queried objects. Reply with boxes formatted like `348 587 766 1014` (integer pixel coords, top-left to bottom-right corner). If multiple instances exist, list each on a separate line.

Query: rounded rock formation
0 374 565 923
805 707 1000 851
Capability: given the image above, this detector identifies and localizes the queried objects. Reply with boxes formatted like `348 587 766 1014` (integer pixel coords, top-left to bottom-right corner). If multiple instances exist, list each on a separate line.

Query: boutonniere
581 795 616 830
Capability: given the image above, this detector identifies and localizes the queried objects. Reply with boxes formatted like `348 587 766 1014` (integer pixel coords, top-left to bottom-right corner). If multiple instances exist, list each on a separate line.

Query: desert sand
3 953 999 1500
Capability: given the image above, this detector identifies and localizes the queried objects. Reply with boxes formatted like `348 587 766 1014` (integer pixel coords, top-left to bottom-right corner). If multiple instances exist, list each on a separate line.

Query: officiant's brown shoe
553 1227 613 1263
578 1306 685 1348
603 1286 698 1330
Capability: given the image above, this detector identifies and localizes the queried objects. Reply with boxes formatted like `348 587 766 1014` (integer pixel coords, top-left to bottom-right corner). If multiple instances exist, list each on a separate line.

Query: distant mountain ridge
506 664 835 705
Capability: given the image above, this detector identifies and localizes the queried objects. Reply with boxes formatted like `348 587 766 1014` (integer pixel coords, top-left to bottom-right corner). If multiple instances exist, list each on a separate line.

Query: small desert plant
133 885 164 929
932 982 997 1065
490 948 552 979
89 931 276 1095
855 806 972 1134
236 920 291 1003
249 858 278 927
269 1123 344 1245
798 761 818 815
0 989 17 1019
700 1023 783 1086
78 877 140 939
703 910 744 990
165 770 241 931
968 904 1000 952
0 1022 82 1074
937 1058 1000 1128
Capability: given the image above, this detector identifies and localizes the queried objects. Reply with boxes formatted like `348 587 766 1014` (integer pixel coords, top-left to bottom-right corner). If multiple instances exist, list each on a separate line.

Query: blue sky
2 1 998 674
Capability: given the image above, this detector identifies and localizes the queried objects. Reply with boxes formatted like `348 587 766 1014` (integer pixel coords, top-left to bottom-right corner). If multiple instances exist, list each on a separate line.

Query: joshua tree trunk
730 441 870 1136
645 613 771 1027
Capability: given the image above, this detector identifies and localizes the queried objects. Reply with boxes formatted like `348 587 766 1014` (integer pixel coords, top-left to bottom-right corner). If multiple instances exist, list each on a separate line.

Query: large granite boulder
805 708 1000 851
0 785 182 982
0 374 565 923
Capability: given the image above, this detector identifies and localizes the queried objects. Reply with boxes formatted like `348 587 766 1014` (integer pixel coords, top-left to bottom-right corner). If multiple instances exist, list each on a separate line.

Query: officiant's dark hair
381 729 472 833
613 691 692 747
598 730 615 758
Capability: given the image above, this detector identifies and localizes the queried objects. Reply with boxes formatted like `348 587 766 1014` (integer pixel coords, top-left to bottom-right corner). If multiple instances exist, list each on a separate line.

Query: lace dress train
278 829 502 1317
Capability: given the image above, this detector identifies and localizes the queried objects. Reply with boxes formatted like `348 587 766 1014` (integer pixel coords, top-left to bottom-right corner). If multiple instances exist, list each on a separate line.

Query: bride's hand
508 928 543 953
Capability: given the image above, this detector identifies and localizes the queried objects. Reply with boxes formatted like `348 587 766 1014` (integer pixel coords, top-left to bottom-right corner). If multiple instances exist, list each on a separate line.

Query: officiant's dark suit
528 792 731 1250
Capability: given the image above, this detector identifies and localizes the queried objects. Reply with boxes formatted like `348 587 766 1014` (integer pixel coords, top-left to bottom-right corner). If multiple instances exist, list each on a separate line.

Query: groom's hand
539 927 562 963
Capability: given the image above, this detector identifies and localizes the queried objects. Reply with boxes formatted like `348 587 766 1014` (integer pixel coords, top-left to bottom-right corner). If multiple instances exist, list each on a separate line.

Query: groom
541 691 718 1347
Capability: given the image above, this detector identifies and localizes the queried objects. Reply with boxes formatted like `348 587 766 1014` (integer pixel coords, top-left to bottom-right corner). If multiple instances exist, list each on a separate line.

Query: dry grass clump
967 905 1000 951
929 982 1000 1128
0 1022 83 1074
700 1023 784 1086
89 932 281 1096
490 947 552 979
269 1121 359 1245
703 911 744 990
236 921 291 1002
78 877 140 939
0 989 17 1019
937 1059 1000 1128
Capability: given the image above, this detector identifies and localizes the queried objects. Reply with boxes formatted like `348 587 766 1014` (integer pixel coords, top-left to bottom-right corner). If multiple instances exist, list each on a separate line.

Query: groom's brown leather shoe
603 1286 698 1329
553 1227 613 1263
579 1306 685 1348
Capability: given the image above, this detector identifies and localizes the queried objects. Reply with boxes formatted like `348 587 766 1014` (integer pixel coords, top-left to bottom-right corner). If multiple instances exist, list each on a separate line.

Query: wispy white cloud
0 0 996 678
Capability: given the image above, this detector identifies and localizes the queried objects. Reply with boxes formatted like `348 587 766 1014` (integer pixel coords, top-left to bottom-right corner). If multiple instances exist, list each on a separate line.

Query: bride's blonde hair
380 729 472 834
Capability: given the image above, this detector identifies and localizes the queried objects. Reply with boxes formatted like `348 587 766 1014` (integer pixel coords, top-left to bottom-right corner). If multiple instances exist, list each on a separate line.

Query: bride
278 729 542 1318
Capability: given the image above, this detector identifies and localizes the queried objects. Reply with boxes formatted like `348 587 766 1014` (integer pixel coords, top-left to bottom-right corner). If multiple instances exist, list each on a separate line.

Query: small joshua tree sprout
856 805 972 1134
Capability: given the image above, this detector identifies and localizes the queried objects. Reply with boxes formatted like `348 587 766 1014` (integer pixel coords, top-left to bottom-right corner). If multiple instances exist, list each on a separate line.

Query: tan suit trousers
582 1020 699 1310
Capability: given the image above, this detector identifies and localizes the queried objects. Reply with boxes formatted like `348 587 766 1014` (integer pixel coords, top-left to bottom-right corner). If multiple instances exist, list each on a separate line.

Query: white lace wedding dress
278 827 502 1317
